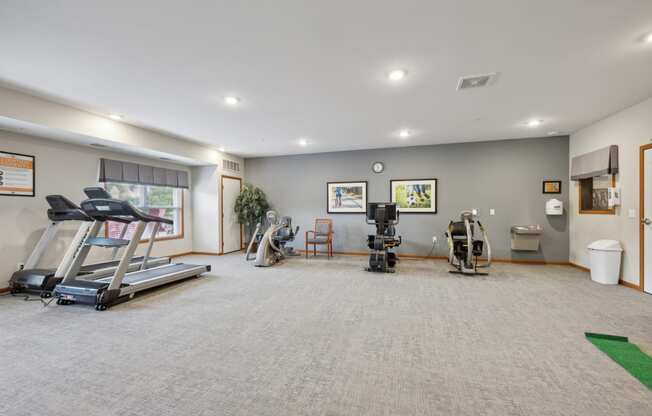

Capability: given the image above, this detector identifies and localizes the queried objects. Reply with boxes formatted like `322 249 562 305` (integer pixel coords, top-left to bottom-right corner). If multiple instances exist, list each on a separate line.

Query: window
579 175 615 215
104 183 184 241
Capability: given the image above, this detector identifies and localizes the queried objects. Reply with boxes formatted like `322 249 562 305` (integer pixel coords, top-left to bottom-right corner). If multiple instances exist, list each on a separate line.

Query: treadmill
54 194 210 310
9 191 169 297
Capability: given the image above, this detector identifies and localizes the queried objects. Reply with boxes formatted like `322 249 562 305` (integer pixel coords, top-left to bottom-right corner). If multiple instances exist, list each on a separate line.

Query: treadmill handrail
45 195 92 222
44 194 130 223
83 186 112 199
80 198 174 225
104 215 132 224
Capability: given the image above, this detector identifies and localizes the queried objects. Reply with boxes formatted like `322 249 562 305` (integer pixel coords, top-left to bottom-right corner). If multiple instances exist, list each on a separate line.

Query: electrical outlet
472 209 479 216
432 236 438 244
17 262 24 270
489 209 495 216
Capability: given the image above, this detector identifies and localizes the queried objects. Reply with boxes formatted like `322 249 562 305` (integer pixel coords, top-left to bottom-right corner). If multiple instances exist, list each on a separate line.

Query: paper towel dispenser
546 199 563 215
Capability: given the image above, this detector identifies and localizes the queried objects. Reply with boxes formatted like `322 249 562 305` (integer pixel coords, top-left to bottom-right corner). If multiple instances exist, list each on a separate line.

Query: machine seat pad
307 235 329 243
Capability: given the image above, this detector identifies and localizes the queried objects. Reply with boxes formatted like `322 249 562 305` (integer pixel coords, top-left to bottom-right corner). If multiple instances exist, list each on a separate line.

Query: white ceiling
1 0 652 158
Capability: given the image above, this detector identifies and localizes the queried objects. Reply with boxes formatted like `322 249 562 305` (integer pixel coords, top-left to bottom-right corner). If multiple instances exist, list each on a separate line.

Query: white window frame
103 182 184 242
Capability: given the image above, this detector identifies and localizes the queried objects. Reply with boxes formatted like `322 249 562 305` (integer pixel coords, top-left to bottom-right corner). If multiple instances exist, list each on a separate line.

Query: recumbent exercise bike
245 210 300 267
445 210 491 275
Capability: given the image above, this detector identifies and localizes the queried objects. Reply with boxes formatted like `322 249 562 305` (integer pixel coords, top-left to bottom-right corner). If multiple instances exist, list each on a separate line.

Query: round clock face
372 161 384 173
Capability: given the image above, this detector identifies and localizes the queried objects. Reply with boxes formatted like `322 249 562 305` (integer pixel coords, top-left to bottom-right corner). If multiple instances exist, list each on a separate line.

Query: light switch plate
489 209 495 216
628 209 636 218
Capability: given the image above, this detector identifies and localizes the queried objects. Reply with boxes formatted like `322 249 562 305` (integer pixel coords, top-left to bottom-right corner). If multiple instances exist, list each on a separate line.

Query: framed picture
327 181 367 214
0 151 35 197
543 180 562 194
390 178 437 213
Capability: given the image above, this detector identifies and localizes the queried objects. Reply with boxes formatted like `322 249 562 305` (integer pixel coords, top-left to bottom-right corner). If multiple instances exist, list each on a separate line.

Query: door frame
637 144 651 292
220 175 243 254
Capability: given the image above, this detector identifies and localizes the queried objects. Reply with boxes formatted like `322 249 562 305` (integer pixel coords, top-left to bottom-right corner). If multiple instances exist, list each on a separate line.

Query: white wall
0 85 221 165
0 131 193 288
192 166 219 253
569 97 652 286
191 165 244 254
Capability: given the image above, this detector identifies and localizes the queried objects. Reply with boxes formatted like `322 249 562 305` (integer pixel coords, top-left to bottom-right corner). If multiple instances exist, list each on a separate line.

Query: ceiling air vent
457 73 498 90
223 159 240 173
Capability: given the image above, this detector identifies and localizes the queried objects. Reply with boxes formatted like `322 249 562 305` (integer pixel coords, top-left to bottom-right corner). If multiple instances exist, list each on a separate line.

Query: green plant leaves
234 184 270 227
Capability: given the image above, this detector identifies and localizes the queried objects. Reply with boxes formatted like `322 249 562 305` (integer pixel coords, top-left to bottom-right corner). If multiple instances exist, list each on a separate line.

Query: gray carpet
1 254 650 416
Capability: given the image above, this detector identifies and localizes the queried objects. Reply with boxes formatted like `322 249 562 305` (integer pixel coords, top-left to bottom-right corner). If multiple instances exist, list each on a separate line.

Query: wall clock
372 161 384 174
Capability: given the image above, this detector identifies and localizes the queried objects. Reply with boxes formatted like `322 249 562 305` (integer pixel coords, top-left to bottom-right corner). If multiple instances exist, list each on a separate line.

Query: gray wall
245 136 569 262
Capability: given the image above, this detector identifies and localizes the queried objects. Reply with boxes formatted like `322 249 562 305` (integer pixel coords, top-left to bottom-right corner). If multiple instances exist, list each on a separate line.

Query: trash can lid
587 239 623 252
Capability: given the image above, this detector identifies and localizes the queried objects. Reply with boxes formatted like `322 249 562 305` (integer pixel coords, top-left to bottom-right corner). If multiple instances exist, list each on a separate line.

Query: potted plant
234 184 270 247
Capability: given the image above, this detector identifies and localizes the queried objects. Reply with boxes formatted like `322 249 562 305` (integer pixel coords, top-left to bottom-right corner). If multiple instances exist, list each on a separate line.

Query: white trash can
587 240 623 285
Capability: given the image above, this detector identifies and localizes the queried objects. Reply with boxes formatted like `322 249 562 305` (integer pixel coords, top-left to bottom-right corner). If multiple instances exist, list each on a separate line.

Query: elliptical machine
365 202 402 273
445 210 491 275
245 210 299 267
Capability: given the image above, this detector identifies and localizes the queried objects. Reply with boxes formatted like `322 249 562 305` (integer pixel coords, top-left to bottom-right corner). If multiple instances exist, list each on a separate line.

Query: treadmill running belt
120 264 202 285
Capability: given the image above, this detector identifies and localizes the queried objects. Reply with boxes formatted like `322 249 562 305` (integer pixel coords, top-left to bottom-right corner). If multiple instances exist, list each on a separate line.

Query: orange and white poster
0 151 35 197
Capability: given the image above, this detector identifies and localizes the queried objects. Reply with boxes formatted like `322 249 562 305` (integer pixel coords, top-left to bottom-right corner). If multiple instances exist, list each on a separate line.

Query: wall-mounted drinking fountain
511 225 544 251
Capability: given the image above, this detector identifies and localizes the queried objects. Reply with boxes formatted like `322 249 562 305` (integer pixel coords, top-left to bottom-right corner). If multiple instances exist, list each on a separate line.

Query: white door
221 176 242 254
641 149 652 293
643 149 652 294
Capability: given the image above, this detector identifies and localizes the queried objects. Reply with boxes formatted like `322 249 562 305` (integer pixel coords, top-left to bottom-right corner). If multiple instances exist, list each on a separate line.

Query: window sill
138 234 184 244
579 209 615 215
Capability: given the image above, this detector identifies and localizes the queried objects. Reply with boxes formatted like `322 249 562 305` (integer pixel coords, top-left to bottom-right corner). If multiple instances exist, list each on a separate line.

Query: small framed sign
0 151 35 197
542 180 561 194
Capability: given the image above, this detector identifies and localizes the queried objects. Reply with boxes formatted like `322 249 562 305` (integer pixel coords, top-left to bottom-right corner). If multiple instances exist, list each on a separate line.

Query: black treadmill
9 191 169 297
54 193 210 310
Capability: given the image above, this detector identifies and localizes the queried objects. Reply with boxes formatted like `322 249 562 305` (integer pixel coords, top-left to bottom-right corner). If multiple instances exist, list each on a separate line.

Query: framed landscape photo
0 151 35 197
390 178 437 213
542 180 562 194
327 181 367 214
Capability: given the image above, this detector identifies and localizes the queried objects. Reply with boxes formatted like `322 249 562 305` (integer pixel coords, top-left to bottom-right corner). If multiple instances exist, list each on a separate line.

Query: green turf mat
585 332 652 390
585 332 629 342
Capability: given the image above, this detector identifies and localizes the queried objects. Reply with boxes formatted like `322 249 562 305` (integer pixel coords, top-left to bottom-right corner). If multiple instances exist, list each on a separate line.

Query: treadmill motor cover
10 269 56 290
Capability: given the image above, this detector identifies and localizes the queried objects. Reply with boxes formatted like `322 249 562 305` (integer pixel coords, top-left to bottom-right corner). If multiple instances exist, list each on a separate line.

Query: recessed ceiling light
388 69 407 81
218 147 226 152
299 138 308 146
645 33 652 43
224 96 240 106
109 114 123 120
527 119 542 128
399 129 410 138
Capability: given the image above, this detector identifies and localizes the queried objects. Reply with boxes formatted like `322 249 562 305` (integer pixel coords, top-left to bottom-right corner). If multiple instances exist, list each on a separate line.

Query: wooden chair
305 218 333 258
